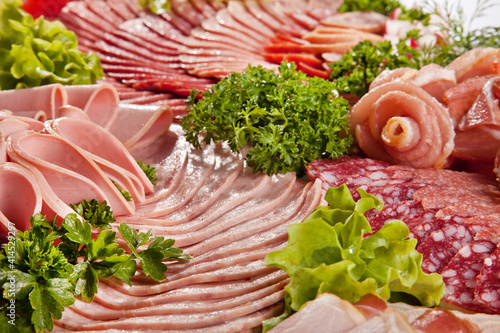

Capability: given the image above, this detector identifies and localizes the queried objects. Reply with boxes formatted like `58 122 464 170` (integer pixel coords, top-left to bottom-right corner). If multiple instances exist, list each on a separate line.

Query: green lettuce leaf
264 184 445 330
0 0 104 90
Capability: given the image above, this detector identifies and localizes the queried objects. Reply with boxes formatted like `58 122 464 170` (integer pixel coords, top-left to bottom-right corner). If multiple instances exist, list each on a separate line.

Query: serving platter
2 0 500 331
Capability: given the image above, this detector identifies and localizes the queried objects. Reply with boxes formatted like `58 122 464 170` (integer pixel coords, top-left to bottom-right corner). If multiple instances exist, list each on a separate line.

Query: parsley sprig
0 203 190 332
181 62 353 176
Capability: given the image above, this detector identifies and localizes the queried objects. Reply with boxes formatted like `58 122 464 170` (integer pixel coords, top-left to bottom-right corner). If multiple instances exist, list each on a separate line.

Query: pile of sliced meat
53 0 391 118
51 124 323 332
307 156 500 314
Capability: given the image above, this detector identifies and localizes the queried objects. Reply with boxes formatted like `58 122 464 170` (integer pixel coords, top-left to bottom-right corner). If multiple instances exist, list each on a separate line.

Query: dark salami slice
361 182 423 204
441 240 496 313
475 245 500 313
368 200 426 234
417 223 488 274
306 156 361 180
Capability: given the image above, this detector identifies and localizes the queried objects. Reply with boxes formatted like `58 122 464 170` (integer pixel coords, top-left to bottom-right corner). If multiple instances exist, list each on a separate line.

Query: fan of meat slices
2 0 500 332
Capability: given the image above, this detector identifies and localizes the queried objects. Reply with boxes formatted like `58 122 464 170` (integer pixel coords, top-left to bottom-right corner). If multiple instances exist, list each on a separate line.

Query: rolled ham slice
350 82 455 168
64 83 120 129
7 130 134 216
370 64 456 103
109 103 174 152
0 84 67 119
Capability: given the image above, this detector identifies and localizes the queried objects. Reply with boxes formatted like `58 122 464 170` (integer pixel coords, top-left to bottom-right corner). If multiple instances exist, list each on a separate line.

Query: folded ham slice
0 84 67 119
108 103 174 152
349 82 455 168
453 76 500 161
0 162 43 236
7 130 134 216
46 117 154 201
64 83 120 129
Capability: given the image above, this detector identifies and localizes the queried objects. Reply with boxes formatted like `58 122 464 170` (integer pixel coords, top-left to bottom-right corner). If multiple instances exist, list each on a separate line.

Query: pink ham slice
46 117 154 201
108 103 174 152
64 83 120 129
0 162 43 237
350 82 455 168
446 47 500 83
0 84 67 119
7 130 134 216
320 11 388 34
443 75 497 125
453 76 500 161
370 64 456 103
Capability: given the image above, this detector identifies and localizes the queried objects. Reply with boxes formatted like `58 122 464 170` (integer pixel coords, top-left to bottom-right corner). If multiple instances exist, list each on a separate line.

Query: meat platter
1 0 500 332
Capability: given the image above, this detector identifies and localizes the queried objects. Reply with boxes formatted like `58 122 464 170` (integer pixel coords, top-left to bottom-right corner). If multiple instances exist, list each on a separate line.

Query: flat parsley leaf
117 223 191 282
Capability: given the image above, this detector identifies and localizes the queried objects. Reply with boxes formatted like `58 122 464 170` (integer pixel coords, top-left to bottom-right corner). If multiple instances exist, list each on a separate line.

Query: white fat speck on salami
475 246 500 314
441 240 496 313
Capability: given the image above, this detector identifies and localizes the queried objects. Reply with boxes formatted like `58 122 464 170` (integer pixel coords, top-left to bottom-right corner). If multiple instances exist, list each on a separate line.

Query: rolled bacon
349 82 455 168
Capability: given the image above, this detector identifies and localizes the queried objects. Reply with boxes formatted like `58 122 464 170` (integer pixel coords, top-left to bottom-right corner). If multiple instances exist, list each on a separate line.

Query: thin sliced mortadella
64 83 120 129
47 117 154 194
7 131 134 216
350 82 454 168
0 84 67 119
0 162 43 233
109 103 174 152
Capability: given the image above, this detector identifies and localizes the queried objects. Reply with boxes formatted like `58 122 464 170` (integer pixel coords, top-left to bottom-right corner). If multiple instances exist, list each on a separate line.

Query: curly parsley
181 62 353 176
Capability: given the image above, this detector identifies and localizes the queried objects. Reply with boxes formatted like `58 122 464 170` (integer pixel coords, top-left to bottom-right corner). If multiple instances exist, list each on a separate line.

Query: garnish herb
330 34 423 97
263 185 445 331
138 161 158 186
0 202 190 332
339 0 429 22
0 0 104 90
181 62 353 176
111 181 133 202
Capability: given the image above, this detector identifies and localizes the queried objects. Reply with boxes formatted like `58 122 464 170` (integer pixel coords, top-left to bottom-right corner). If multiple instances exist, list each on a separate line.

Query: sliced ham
108 103 174 152
7 131 134 216
269 293 366 332
446 47 500 83
64 83 120 129
46 117 155 199
320 11 388 34
0 162 43 234
350 82 455 168
0 84 67 119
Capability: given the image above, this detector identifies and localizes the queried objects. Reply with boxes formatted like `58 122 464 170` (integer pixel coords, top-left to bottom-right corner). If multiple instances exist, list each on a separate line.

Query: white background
398 0 500 31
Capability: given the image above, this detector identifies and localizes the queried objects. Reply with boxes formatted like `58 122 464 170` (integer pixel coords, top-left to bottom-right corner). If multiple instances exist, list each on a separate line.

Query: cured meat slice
446 47 500 83
0 84 67 119
227 0 276 38
475 245 500 313
0 162 43 234
443 75 496 125
46 117 155 195
7 131 134 216
441 240 496 313
269 293 366 332
108 103 174 152
417 223 487 274
350 82 455 168
64 83 119 129
306 157 390 189
320 11 388 34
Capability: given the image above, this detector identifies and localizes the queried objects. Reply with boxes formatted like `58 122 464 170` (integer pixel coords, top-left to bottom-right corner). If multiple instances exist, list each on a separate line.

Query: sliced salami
305 155 362 180
475 245 500 313
417 223 487 274
441 240 496 313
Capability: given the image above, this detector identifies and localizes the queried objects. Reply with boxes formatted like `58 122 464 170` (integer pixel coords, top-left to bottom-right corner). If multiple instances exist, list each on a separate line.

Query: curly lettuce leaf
264 184 445 330
0 0 104 90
